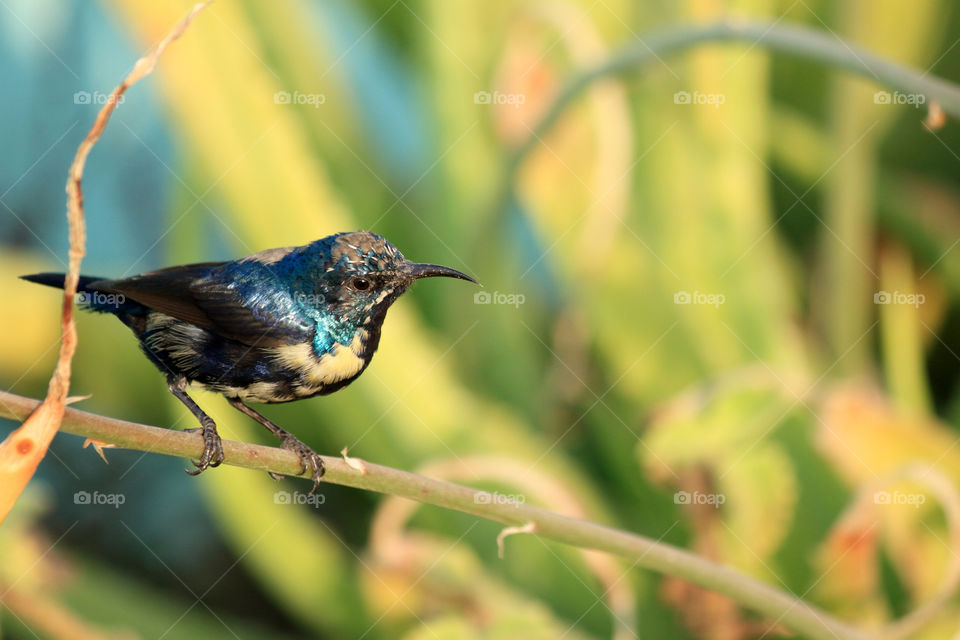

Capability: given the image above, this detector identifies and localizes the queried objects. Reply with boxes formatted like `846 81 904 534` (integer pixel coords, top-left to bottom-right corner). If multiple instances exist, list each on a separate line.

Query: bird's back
21 248 380 403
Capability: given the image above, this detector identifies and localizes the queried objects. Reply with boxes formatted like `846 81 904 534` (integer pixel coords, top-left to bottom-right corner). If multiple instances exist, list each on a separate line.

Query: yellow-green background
2 1 960 638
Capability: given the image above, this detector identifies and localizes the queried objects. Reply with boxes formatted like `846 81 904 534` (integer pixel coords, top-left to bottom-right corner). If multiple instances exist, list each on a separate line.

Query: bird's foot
279 435 325 492
184 420 224 475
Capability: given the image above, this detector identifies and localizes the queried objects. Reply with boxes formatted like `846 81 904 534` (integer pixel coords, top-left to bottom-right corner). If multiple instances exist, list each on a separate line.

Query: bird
22 230 477 490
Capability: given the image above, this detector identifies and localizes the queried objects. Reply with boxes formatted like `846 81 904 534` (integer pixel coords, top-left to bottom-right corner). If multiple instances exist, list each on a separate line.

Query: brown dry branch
0 2 211 524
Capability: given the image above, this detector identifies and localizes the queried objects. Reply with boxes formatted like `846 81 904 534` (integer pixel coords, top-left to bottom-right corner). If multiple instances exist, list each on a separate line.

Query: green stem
509 19 960 171
0 390 868 640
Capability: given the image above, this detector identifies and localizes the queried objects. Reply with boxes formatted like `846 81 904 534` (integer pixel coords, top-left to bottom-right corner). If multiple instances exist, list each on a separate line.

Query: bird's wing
90 262 223 327
91 261 313 347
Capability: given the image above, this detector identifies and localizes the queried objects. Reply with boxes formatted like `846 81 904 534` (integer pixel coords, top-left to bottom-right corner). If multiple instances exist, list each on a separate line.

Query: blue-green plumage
21 231 476 488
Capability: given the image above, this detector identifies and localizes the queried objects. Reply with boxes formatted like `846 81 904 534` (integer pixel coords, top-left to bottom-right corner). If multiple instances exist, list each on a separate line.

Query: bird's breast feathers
141 312 372 402
268 329 369 391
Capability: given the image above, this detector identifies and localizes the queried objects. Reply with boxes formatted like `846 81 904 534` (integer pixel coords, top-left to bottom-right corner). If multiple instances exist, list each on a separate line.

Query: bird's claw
280 435 325 492
184 422 224 475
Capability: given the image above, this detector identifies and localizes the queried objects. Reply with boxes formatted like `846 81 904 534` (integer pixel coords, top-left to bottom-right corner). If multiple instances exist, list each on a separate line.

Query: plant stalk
0 390 870 640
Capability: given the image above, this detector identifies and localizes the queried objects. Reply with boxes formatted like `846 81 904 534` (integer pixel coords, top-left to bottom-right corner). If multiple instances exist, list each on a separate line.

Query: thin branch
498 19 960 225
0 390 869 640
509 19 960 172
0 2 211 524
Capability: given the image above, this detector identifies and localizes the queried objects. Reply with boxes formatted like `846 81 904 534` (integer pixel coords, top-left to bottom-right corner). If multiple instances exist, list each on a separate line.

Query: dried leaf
496 521 536 559
340 446 368 474
924 101 946 131
0 2 210 524
82 438 117 464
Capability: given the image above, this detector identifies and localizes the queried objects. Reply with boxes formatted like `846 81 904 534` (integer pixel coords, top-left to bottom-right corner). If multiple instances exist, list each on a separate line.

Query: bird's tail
20 272 135 314
20 273 103 291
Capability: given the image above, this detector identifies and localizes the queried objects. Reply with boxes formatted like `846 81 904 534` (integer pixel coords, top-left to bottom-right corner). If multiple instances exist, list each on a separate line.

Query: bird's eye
350 276 372 291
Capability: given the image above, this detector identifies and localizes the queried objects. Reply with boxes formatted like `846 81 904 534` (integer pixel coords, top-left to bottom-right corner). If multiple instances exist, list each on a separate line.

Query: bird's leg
167 376 224 474
226 397 325 492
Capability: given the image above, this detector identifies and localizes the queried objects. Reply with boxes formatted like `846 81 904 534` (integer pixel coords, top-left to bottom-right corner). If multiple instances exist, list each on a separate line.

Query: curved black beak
403 261 479 284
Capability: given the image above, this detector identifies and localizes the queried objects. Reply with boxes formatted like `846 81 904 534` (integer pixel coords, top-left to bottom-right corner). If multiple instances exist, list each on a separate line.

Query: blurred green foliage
3 0 960 638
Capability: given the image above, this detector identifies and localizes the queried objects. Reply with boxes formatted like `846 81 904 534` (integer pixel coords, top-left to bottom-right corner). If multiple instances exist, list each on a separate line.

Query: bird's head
287 231 476 339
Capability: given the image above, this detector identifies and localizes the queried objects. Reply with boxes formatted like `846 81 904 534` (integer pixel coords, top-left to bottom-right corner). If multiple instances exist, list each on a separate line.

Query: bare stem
0 390 869 640
509 19 960 172
495 18 960 233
